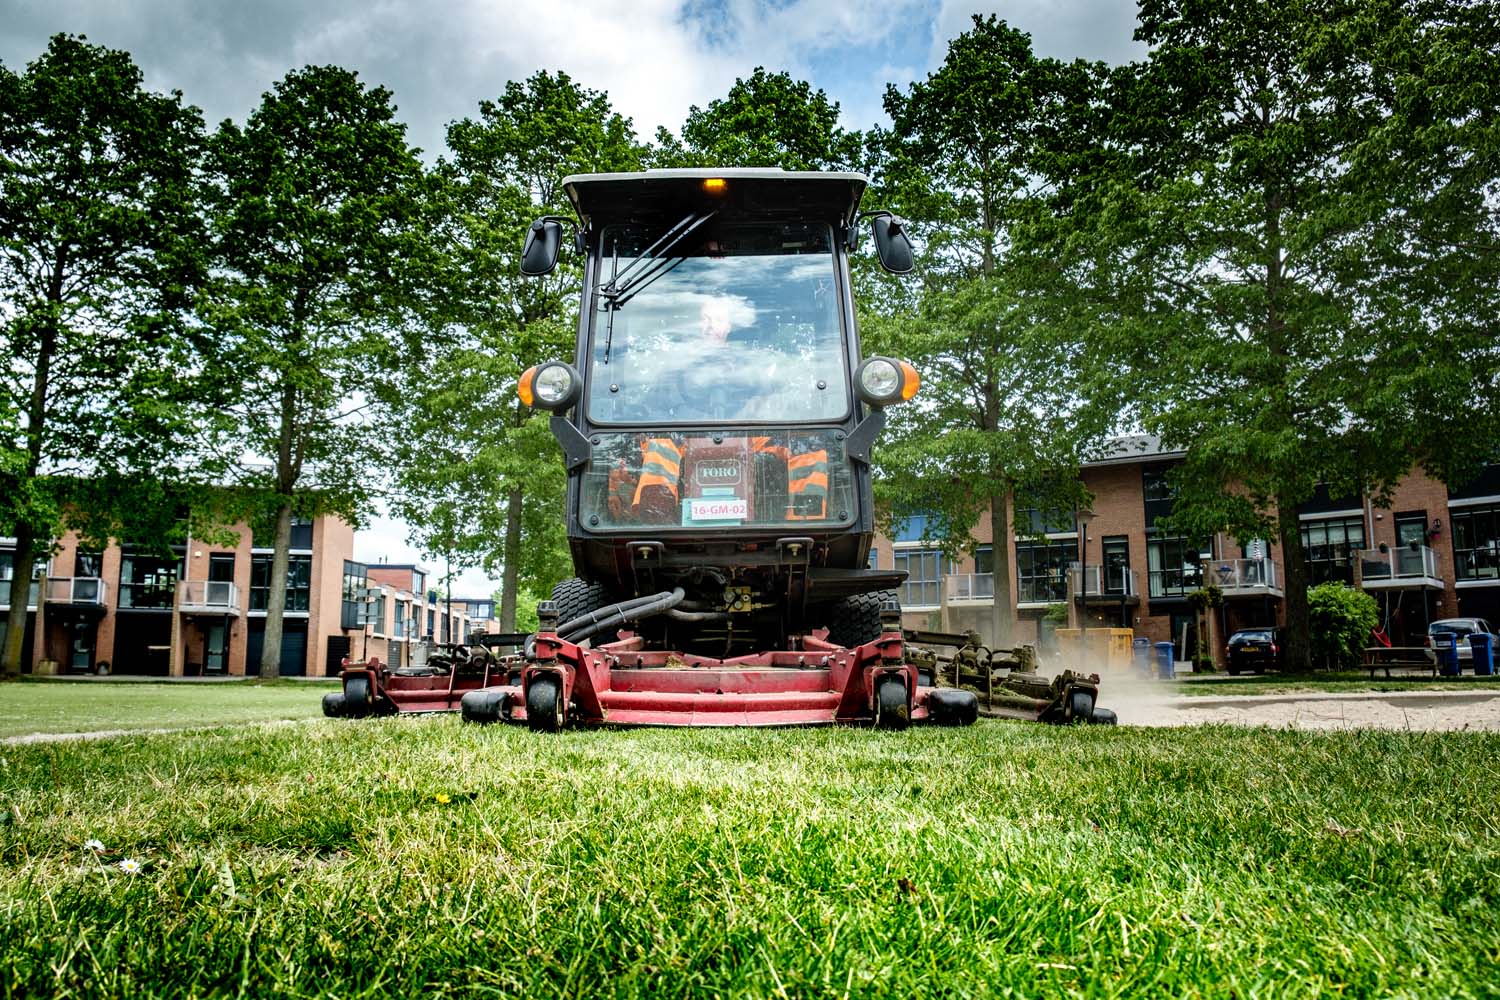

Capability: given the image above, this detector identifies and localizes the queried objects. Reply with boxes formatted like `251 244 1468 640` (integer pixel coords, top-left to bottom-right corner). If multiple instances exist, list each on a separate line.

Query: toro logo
694 460 741 486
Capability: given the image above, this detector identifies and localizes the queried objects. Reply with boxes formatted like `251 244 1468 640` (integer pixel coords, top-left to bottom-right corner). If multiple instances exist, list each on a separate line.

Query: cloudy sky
2 0 1145 597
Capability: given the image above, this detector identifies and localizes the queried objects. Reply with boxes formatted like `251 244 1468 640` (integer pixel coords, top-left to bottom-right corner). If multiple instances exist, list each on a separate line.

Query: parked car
1226 627 1283 675
1425 618 1494 667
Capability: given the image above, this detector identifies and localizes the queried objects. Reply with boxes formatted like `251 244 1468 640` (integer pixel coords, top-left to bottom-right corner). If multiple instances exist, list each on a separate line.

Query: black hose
565 588 687 644
664 608 729 623
557 591 668 637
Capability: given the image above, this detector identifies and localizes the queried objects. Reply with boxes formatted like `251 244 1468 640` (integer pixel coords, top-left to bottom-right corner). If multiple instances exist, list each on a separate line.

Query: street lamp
1076 506 1096 671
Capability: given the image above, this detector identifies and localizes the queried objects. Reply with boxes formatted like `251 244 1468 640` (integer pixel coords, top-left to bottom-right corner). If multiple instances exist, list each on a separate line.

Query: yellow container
1081 628 1135 670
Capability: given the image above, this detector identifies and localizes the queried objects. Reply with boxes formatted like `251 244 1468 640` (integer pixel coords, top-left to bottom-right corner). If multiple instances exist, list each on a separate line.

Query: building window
1301 516 1364 585
1102 537 1130 594
1013 506 1074 537
119 550 183 609
1016 540 1072 604
1147 537 1207 598
341 560 368 629
894 548 943 608
250 554 312 611
1142 468 1176 502
370 594 386 635
1452 506 1500 582
394 599 409 639
891 516 931 543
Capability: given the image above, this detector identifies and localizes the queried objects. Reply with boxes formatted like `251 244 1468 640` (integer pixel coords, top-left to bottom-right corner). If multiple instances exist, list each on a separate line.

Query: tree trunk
498 486 523 632
988 487 1015 648
1 531 38 679
259 498 293 679
1276 502 1311 672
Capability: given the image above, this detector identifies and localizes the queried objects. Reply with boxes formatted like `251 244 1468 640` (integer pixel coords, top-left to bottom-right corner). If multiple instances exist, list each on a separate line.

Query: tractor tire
527 675 565 732
828 590 898 649
550 578 609 629
1068 689 1094 724
874 674 910 731
344 676 372 719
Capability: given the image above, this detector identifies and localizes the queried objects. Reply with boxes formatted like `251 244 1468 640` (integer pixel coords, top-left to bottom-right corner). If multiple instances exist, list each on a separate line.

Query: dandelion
83 839 105 853
118 858 142 875
434 793 451 804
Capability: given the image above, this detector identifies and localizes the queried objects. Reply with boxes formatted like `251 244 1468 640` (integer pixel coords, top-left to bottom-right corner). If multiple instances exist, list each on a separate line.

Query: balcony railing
1070 565 1138 599
0 580 40 609
1358 545 1442 587
45 577 108 605
1201 558 1282 597
177 579 242 614
945 573 995 603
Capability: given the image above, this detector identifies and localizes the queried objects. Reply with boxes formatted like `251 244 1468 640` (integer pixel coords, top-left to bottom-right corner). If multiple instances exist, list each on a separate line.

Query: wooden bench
1363 646 1433 678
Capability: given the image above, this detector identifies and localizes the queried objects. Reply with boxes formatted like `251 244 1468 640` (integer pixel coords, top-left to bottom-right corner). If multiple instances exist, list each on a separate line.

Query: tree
1307 583 1378 670
201 66 429 678
1056 0 1500 670
864 17 1113 647
391 71 642 631
0 35 212 677
651 67 865 170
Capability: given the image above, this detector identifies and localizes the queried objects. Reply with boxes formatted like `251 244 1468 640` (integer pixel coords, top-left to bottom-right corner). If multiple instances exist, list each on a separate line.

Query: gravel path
1107 688 1500 731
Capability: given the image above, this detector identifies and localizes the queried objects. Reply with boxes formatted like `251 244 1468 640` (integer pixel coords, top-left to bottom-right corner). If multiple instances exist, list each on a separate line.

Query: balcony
45 577 108 605
0 580 40 610
1072 564 1140 602
1201 558 1283 598
177 579 242 614
945 573 995 605
1358 545 1443 590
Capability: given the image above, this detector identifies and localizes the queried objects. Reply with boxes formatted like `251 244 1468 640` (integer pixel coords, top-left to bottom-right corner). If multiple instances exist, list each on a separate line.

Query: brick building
873 436 1500 665
1 522 474 677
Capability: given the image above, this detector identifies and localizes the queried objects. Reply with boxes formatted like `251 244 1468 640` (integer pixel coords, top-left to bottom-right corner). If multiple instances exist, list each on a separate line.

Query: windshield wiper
599 211 716 363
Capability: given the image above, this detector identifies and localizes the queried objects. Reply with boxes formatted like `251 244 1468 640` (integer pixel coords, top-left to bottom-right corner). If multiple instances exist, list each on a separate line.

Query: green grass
1 717 1496 997
1171 672 1500 697
0 679 334 739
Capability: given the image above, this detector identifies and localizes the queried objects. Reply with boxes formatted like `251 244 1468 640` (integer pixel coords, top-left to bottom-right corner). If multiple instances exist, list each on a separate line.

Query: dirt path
1106 688 1500 731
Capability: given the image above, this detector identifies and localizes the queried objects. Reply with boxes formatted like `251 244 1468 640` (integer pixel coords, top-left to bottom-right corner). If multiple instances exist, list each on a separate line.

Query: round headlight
855 356 908 407
518 361 582 411
535 364 574 404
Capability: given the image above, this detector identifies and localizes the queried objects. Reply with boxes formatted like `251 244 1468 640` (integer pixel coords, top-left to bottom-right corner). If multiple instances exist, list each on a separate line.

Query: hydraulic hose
564 588 687 645
664 608 729 623
557 591 669 638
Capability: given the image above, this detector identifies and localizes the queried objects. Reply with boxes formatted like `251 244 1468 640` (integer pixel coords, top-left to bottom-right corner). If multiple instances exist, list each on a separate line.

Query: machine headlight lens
859 358 901 399
518 361 581 411
535 364 574 405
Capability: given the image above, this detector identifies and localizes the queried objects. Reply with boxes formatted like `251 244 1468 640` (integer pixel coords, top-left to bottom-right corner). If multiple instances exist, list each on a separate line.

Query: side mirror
871 214 913 274
520 218 563 276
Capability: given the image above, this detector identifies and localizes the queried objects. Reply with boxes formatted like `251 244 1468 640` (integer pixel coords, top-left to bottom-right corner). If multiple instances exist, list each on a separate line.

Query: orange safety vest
786 448 829 520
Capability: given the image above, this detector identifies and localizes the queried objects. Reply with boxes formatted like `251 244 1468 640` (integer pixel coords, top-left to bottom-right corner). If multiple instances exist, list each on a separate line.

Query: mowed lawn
0 679 333 739
0 714 1496 998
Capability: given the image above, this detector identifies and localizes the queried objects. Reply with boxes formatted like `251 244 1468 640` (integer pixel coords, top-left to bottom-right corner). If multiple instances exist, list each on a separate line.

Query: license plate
688 497 747 521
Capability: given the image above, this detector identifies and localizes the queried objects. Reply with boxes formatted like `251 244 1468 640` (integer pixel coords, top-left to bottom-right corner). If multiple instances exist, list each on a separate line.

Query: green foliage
865 17 1113 644
1307 583 1379 670
1 718 1496 996
1043 602 1069 626
201 64 430 675
652 67 864 170
0 34 216 676
389 71 643 629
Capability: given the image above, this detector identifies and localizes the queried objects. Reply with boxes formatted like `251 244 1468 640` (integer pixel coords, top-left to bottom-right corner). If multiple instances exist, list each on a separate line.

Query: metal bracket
550 414 591 471
843 408 886 465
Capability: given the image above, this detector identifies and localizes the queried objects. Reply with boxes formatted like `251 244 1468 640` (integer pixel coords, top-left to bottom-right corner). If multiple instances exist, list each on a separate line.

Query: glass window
579 430 855 531
1451 506 1500 581
1300 515 1364 585
1147 537 1208 598
894 548 943 608
118 550 183 609
250 554 311 612
394 600 408 638
1016 540 1073 604
1013 507 1075 536
1142 468 1176 502
341 560 368 630
587 222 846 425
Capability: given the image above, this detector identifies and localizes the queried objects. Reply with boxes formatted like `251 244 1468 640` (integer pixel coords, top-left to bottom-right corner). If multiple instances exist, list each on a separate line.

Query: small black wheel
875 675 910 731
1068 689 1094 724
1088 706 1118 726
321 692 346 718
344 676 372 718
527 675 564 732
461 690 505 725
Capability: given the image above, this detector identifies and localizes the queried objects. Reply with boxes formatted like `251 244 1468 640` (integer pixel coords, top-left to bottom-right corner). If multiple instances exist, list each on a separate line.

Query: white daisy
117 858 142 874
83 839 105 853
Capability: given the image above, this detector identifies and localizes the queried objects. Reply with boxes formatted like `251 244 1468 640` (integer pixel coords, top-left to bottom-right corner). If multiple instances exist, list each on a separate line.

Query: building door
70 628 94 672
1395 513 1428 576
326 635 351 677
205 623 227 673
1169 612 1197 664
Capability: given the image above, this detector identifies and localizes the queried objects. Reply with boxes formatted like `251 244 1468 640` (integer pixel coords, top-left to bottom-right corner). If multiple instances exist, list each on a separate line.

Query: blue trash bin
1133 638 1152 678
1433 630 1460 676
1469 632 1494 676
1153 641 1176 680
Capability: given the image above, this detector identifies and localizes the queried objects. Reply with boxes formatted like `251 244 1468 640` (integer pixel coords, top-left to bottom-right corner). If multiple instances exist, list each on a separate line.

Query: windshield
587 222 847 424
579 430 855 531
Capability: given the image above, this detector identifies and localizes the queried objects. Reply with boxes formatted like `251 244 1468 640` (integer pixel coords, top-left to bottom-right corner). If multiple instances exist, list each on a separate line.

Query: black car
1226 627 1282 675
